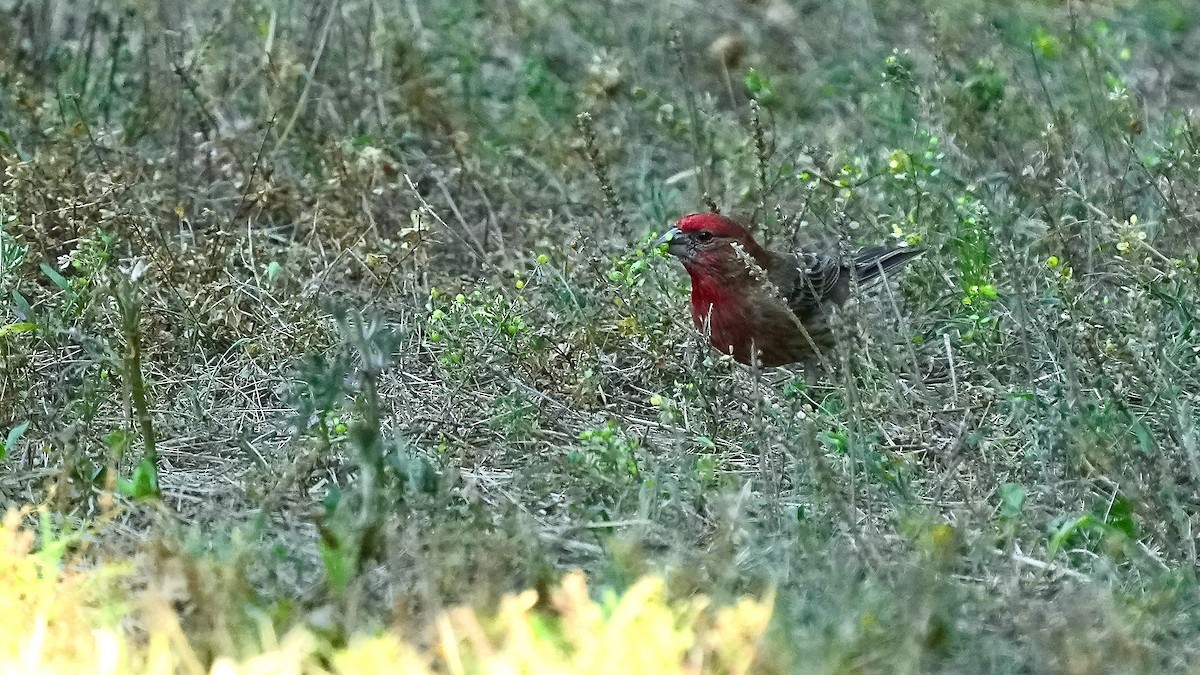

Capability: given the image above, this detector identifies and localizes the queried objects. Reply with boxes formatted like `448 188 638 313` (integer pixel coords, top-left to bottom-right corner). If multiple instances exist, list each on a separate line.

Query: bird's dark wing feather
770 251 847 319
853 246 925 285
772 244 925 319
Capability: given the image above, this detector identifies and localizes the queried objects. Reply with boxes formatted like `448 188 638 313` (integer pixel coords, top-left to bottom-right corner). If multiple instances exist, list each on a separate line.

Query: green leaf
40 262 71 292
1032 26 1062 59
104 429 130 461
744 68 775 103
317 527 354 594
1 420 29 460
1047 513 1099 559
12 290 33 320
322 485 342 516
117 457 159 499
998 483 1026 520
1130 420 1155 454
0 322 36 338
1101 496 1138 540
817 430 849 453
695 454 716 485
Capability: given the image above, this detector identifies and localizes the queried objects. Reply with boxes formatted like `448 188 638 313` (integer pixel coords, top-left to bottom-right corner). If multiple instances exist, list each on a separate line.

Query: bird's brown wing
769 251 848 320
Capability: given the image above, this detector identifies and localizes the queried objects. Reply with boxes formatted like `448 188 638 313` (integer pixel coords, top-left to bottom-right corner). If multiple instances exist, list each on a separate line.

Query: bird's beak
655 227 685 257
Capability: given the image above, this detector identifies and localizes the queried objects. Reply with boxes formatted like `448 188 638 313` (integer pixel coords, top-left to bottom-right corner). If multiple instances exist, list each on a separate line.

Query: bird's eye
695 231 714 242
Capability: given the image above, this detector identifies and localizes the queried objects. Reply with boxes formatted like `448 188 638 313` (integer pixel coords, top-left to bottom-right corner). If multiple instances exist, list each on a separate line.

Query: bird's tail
852 246 925 285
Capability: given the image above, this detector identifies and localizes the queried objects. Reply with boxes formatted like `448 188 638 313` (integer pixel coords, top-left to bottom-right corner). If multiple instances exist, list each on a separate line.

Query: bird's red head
675 212 754 240
660 213 767 277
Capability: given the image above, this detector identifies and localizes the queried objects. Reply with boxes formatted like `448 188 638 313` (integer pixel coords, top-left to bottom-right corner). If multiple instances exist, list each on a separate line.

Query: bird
658 212 925 368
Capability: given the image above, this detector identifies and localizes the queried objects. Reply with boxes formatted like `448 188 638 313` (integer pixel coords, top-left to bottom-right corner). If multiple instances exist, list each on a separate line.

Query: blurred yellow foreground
0 510 774 675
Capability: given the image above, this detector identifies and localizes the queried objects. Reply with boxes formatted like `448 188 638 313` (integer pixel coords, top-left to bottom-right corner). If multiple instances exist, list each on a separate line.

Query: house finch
659 212 924 368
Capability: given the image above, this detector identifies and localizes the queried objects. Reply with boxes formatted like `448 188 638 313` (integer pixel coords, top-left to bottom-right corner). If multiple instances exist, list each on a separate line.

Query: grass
0 508 772 673
2 0 1200 672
